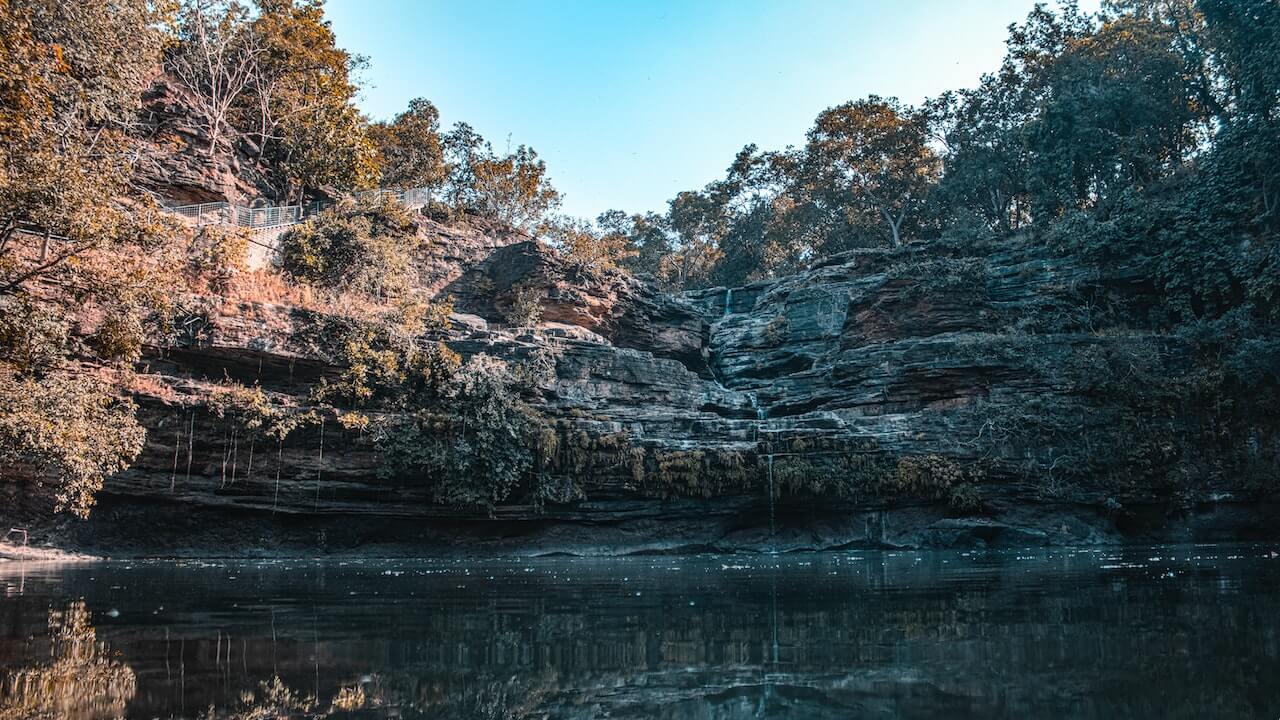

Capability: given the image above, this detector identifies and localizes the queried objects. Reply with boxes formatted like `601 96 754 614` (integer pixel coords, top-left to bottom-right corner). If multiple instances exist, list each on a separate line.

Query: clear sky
325 0 1097 220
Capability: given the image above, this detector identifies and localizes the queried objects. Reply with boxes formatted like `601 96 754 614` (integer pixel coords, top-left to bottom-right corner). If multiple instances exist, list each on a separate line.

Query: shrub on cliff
377 354 553 512
502 282 545 327
279 197 421 298
185 225 250 292
0 369 144 518
299 309 459 411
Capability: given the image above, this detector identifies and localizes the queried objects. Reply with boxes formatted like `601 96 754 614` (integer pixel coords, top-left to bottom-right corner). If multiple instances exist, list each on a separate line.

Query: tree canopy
590 0 1277 294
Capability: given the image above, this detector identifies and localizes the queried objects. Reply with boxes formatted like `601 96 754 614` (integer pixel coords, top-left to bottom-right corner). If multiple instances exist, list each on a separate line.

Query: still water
2 545 1279 719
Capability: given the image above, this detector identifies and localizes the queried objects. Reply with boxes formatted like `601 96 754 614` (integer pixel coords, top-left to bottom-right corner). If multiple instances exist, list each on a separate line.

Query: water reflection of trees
0 601 136 720
197 672 553 720
9 556 1279 720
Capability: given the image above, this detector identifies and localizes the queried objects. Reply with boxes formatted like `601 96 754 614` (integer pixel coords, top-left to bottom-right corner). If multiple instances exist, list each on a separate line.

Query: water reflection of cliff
0 601 136 720
3 551 1279 719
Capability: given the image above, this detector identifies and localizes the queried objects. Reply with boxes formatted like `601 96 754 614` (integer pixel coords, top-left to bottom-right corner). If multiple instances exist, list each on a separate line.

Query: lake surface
2 545 1279 719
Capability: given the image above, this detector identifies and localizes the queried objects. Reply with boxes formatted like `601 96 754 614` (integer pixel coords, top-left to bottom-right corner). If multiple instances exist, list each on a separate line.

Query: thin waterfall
766 453 775 553
752 393 775 554
724 287 733 316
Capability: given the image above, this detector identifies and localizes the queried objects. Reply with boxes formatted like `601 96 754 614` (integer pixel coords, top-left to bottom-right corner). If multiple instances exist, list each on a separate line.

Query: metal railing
165 186 433 232
233 204 302 228
167 202 233 225
353 186 432 207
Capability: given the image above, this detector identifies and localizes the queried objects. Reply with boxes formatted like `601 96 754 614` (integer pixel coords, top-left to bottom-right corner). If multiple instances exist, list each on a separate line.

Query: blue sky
326 0 1097 220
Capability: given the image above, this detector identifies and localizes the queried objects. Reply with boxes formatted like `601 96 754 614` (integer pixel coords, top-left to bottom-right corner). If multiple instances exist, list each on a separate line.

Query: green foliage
0 369 145 518
377 354 551 512
209 380 316 441
0 0 175 520
442 123 562 231
91 309 145 364
502 282 544 328
886 257 990 302
1024 15 1201 217
546 215 636 273
804 96 940 248
598 209 673 280
370 97 447 191
948 330 1280 501
294 311 566 513
770 449 982 511
279 197 421 297
627 0 1277 298
242 0 380 195
0 294 67 371
186 225 250 290
641 448 753 500
890 455 982 511
771 452 895 500
298 310 459 411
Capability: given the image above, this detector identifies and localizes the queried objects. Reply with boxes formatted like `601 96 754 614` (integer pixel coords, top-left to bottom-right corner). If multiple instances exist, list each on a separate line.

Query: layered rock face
135 74 282 205
10 221 1279 556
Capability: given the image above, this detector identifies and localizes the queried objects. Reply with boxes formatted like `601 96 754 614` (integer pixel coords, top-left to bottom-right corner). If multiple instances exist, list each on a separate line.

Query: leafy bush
378 354 550 512
640 447 753 500
0 294 68 371
299 312 459 411
0 370 145 517
91 309 145 364
885 257 990 301
502 282 544 327
185 225 250 291
208 381 315 442
278 197 421 297
771 452 895 499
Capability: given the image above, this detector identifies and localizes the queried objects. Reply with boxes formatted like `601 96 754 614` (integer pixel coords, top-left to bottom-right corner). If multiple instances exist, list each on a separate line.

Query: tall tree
441 123 561 232
240 0 379 198
598 209 674 280
927 76 1034 235
0 0 174 517
664 190 726 288
370 97 447 192
546 215 634 272
1024 13 1201 216
803 96 940 247
168 0 262 156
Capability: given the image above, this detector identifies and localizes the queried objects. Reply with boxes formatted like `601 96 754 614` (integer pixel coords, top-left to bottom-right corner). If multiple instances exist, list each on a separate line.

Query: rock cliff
7 213 1278 556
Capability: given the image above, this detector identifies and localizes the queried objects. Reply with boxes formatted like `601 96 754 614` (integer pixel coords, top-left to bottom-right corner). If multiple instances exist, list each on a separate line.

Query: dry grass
212 268 437 327
219 268 318 308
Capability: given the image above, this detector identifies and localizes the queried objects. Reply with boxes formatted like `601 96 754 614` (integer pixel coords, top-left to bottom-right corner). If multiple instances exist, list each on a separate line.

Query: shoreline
0 541 100 564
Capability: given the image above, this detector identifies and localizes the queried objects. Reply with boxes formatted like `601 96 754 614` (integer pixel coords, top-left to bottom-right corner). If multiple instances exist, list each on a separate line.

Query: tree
803 96 940 247
0 0 179 516
1194 0 1280 237
278 196 421 297
598 209 673 279
168 0 262 156
379 354 549 513
1024 14 1201 216
927 78 1034 235
545 215 634 272
441 123 561 231
666 190 723 288
0 0 173 301
240 0 379 198
370 97 447 192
